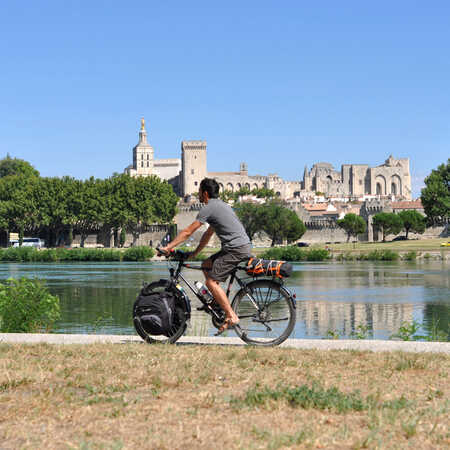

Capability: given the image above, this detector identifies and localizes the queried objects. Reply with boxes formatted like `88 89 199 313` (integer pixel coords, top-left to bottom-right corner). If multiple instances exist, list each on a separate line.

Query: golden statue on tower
141 117 145 130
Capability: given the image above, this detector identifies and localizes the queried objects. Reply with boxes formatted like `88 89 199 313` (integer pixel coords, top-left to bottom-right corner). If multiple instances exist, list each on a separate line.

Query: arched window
391 183 397 195
226 183 234 192
245 183 250 190
147 161 149 168
376 183 382 195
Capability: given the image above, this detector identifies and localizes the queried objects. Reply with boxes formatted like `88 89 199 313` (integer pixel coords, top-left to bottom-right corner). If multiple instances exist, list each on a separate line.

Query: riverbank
0 238 448 262
2 333 450 353
1 341 448 449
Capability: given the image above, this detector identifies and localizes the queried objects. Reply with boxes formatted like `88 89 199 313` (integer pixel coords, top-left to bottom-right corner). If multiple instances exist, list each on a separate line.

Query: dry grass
0 343 449 449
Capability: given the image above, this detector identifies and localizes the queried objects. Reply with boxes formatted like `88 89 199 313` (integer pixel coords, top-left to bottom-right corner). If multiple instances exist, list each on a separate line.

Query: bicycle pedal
196 304 209 311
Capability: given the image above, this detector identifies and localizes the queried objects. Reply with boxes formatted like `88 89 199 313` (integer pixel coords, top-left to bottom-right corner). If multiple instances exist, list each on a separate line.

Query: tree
35 177 79 247
104 175 178 246
372 212 403 242
0 175 41 243
261 200 306 246
397 210 426 239
251 187 275 199
0 155 40 178
71 178 107 247
420 159 450 223
234 202 265 241
337 213 367 242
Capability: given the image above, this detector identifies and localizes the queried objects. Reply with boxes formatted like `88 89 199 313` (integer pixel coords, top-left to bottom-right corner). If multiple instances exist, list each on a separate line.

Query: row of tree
337 210 427 242
0 157 178 247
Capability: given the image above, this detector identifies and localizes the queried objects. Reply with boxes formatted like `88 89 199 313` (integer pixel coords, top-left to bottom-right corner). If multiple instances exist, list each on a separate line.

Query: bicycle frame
166 258 285 315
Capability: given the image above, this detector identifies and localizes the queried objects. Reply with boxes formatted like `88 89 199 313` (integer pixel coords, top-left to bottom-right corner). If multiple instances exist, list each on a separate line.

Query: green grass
326 238 449 252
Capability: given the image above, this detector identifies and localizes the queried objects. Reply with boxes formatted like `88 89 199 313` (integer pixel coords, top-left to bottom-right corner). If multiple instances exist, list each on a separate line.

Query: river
0 261 448 340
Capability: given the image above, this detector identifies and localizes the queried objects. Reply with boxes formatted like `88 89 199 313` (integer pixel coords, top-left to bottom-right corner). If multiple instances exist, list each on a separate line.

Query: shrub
362 250 399 261
0 247 126 262
177 246 206 261
402 251 417 261
0 278 60 332
122 246 155 261
0 246 37 262
260 246 330 262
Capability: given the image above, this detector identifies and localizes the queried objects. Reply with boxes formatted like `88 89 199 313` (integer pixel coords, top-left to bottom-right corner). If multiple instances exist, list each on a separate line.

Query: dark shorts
204 244 252 282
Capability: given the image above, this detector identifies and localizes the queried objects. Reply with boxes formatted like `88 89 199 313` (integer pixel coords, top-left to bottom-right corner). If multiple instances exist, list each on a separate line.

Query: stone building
302 155 411 200
124 118 411 201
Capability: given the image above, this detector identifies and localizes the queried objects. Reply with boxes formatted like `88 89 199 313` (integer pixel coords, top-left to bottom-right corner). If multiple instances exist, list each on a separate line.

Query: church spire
138 117 148 144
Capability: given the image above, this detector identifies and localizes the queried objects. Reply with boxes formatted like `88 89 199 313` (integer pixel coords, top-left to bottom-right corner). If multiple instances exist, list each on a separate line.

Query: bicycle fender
279 285 296 309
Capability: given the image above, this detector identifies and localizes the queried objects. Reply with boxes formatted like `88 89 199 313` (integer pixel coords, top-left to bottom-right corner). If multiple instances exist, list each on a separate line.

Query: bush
402 251 417 261
122 246 155 261
0 247 38 262
363 250 399 261
0 247 130 262
176 246 206 261
0 278 60 332
260 246 330 262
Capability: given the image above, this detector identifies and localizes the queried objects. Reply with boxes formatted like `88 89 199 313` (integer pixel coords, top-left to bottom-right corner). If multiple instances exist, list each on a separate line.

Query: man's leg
201 257 239 330
205 277 239 326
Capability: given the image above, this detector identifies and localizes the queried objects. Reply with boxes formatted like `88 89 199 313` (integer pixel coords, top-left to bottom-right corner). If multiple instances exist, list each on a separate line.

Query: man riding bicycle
160 178 252 334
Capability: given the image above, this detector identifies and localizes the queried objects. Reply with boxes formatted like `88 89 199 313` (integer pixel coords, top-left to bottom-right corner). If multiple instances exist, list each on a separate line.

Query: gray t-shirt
196 198 250 249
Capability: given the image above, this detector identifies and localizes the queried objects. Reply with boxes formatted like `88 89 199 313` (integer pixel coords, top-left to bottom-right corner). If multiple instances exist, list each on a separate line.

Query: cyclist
160 178 252 334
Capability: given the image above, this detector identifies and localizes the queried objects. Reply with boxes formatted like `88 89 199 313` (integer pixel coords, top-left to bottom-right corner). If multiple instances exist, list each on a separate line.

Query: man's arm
192 226 215 258
161 221 203 252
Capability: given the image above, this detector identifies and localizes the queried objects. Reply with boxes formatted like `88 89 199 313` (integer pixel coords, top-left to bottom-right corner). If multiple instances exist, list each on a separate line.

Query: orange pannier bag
245 258 293 279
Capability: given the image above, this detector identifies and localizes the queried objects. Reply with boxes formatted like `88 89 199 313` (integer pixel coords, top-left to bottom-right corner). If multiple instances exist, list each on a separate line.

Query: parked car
392 236 408 241
13 238 45 249
440 242 450 247
297 242 310 247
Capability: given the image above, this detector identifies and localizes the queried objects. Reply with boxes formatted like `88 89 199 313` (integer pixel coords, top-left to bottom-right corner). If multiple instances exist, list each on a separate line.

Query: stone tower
181 140 207 196
125 118 154 177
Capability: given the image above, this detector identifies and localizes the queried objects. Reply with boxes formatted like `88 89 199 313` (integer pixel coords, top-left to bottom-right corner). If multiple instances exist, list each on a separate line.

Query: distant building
124 118 412 201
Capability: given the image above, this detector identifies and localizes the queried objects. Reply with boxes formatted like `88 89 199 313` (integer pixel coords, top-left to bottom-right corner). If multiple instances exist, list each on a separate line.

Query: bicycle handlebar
156 247 191 261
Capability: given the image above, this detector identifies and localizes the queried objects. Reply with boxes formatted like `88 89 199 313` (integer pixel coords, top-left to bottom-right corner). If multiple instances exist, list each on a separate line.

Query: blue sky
1 1 449 197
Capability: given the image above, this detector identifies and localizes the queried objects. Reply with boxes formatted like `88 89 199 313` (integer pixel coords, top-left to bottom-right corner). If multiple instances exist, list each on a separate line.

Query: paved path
1 333 449 353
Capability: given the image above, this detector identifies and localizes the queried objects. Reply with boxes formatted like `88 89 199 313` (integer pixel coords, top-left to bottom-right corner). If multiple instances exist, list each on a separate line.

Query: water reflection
0 261 448 340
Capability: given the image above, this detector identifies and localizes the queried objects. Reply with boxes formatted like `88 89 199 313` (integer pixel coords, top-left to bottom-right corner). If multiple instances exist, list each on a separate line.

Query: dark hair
199 178 219 199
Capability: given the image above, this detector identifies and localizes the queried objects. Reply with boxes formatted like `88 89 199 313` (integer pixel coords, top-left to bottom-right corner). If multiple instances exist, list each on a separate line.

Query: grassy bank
325 237 450 253
0 246 155 262
0 344 448 449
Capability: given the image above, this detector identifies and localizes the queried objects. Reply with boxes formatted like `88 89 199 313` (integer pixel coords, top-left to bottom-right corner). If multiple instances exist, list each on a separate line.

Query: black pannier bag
134 291 176 336
246 257 293 278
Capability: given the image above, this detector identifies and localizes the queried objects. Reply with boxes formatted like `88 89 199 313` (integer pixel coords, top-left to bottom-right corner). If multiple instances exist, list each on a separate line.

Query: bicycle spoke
232 280 295 346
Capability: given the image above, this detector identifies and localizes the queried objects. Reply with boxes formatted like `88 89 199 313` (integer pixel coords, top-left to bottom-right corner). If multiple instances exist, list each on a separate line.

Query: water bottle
194 281 214 304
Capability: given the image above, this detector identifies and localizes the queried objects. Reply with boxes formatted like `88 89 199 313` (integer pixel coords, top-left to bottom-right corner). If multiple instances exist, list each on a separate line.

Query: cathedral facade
124 119 412 201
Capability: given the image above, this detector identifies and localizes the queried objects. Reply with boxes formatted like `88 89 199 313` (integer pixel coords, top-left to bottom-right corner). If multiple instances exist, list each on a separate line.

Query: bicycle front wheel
231 279 296 346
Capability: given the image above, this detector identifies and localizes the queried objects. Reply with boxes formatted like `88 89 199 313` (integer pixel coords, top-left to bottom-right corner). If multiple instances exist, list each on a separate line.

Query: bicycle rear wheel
231 279 295 346
133 280 188 344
